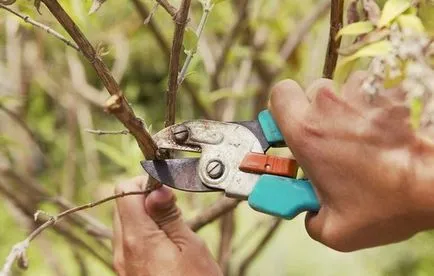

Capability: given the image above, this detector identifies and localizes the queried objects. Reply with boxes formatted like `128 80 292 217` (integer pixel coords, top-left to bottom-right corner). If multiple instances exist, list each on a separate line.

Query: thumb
269 79 309 147
145 186 196 247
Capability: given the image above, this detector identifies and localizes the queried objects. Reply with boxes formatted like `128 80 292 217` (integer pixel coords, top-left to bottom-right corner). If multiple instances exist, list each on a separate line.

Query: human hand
270 71 434 252
112 176 222 276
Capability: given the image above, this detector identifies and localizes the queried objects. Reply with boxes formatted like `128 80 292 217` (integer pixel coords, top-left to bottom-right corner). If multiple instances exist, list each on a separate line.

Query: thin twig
210 0 249 90
323 0 344 79
217 211 234 275
130 0 214 119
0 4 80 51
0 180 113 275
278 0 331 64
0 190 151 276
40 0 158 160
0 105 48 165
85 128 130 135
178 1 212 85
165 0 192 127
187 198 240 232
155 0 176 18
238 219 282 276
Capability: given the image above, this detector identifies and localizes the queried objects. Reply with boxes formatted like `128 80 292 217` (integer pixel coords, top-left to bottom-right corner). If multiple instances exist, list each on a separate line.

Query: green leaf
336 21 375 40
378 0 411 27
183 28 198 53
410 97 422 129
397 14 425 33
334 40 393 83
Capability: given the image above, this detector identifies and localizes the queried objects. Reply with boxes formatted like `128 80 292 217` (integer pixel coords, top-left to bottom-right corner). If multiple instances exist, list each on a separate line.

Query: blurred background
1 0 434 275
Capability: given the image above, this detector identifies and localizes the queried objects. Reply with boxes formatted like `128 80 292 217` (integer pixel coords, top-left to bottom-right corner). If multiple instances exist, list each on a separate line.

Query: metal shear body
142 110 320 219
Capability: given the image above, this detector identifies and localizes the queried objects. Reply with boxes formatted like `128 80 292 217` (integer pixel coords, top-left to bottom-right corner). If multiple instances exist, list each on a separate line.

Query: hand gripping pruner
141 110 320 220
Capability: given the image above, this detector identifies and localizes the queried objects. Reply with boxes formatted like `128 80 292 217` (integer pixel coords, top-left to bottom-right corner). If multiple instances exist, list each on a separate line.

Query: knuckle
123 234 139 252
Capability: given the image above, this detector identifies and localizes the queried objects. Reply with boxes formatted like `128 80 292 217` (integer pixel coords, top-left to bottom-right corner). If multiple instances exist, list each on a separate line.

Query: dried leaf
362 0 381 24
335 40 393 83
378 0 411 27
89 0 106 15
336 21 375 40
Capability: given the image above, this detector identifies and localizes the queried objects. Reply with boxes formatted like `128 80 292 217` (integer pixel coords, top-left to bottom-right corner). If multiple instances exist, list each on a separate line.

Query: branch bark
0 190 151 275
165 0 192 127
322 0 344 79
187 198 240 232
131 0 214 120
238 219 282 276
40 0 158 159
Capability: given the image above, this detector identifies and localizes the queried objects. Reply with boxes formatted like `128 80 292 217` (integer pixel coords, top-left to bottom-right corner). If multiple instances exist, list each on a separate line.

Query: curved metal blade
140 158 217 192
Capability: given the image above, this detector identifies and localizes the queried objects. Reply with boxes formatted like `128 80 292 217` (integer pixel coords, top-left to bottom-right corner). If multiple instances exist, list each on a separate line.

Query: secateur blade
140 158 217 192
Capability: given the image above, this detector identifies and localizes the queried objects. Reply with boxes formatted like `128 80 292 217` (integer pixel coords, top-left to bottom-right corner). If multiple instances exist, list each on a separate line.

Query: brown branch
85 129 130 135
0 4 80 51
238 219 282 276
131 0 214 120
0 105 48 165
1 190 151 275
155 0 176 18
322 0 344 79
217 211 235 275
187 198 240 231
131 0 171 58
278 0 331 64
210 0 249 90
165 0 192 127
40 0 158 159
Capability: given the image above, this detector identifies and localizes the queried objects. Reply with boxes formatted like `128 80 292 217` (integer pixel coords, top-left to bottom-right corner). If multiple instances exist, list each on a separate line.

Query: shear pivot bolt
206 160 224 179
172 125 189 143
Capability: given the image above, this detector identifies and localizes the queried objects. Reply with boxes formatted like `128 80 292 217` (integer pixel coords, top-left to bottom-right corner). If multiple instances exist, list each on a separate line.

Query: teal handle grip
258 110 285 146
248 174 320 219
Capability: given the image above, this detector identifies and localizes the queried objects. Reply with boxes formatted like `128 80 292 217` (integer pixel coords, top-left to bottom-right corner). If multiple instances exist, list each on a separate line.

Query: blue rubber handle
248 175 320 219
258 110 285 146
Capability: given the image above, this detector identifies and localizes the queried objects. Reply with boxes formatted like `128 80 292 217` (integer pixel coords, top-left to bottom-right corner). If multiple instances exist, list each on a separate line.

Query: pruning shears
141 110 320 219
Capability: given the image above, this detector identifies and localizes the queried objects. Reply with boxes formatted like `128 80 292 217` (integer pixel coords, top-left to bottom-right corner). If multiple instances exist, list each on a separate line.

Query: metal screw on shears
206 160 224 179
172 124 189 143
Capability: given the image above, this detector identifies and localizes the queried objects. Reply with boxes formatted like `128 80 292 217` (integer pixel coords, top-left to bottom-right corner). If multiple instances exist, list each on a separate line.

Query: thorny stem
0 190 151 276
178 1 213 85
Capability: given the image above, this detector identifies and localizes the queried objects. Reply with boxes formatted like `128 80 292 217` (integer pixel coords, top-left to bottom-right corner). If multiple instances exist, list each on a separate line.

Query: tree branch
322 0 344 79
210 0 249 90
155 0 176 18
0 190 151 275
187 198 240 232
40 0 158 159
0 4 80 51
131 0 214 120
238 219 282 276
165 0 192 127
278 0 331 64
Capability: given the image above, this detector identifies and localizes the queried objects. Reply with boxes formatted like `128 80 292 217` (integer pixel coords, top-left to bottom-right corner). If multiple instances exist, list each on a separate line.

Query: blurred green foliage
1 0 434 275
